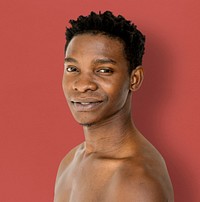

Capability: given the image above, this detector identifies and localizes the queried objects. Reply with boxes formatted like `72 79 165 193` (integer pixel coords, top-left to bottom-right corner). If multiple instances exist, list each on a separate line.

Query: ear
129 66 144 91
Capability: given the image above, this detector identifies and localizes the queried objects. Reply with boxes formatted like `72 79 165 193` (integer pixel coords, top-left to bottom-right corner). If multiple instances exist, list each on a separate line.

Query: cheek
104 80 130 105
62 75 71 94
112 89 129 107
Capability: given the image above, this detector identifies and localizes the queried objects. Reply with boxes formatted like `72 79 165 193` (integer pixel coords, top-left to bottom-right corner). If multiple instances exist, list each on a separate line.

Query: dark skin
54 34 174 202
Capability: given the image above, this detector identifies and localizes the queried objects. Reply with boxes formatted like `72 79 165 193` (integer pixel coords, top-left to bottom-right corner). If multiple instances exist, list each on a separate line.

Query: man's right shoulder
55 143 84 180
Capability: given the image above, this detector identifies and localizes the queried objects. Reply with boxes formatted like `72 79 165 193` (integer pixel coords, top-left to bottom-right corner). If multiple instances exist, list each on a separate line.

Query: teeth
72 101 101 105
80 102 90 105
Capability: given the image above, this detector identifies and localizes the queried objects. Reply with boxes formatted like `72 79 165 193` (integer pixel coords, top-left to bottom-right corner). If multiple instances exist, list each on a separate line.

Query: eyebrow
64 57 117 65
93 58 117 65
64 57 78 63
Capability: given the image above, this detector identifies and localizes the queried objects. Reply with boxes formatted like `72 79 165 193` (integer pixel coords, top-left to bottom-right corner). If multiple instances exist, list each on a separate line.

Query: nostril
73 78 98 92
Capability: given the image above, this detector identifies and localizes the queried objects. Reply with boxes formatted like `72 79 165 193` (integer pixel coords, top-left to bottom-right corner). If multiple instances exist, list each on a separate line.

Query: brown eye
97 68 113 74
66 66 78 72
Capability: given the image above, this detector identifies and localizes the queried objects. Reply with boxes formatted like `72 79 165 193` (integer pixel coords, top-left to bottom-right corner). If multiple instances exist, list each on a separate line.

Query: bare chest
55 158 119 202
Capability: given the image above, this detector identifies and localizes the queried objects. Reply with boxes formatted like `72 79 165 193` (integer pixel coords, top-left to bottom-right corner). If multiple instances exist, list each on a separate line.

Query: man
54 11 174 202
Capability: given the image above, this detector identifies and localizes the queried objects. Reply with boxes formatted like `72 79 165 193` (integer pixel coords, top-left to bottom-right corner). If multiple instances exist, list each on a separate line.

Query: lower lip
71 101 103 112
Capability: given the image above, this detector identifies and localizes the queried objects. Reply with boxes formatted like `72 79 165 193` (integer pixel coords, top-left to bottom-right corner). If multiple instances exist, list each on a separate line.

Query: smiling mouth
71 101 103 111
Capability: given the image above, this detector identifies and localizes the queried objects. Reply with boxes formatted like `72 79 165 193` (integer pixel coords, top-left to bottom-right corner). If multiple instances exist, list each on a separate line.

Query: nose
72 73 98 92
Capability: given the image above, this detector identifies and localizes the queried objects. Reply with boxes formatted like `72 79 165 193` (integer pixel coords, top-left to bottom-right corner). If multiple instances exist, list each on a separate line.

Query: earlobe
129 66 144 91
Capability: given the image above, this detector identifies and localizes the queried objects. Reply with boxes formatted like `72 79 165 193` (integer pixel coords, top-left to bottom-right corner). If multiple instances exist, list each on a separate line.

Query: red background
0 0 200 201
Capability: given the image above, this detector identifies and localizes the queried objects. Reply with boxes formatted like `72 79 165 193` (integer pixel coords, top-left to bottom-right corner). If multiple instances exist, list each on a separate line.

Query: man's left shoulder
109 162 174 202
111 156 174 202
118 171 171 201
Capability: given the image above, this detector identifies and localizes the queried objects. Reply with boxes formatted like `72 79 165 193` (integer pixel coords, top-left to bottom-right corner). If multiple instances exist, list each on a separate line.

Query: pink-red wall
0 0 199 201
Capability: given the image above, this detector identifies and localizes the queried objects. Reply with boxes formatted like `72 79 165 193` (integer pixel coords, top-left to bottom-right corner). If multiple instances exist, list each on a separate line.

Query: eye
97 68 113 74
65 66 79 72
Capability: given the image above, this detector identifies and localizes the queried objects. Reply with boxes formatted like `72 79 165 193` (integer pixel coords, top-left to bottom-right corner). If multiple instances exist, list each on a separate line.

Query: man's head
63 11 145 126
65 11 145 73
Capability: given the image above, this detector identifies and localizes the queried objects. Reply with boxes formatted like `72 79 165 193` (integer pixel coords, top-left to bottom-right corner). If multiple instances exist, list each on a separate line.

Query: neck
82 106 138 158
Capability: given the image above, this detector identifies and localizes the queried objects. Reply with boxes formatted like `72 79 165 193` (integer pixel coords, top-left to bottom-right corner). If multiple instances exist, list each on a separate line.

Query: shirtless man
54 11 174 202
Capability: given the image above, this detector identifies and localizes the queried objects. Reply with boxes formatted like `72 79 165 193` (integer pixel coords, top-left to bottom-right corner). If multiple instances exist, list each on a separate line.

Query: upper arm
110 173 172 202
124 177 168 202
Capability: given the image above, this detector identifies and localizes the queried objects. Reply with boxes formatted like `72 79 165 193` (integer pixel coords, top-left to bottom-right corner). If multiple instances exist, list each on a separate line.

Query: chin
73 114 99 127
77 118 97 127
79 122 96 127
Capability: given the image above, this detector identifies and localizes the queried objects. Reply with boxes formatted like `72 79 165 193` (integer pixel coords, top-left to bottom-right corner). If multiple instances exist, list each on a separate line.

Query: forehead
65 34 126 61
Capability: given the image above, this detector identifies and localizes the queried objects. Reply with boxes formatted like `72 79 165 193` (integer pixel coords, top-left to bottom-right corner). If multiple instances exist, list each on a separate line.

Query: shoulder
110 140 174 201
113 168 172 202
110 157 174 201
55 143 84 181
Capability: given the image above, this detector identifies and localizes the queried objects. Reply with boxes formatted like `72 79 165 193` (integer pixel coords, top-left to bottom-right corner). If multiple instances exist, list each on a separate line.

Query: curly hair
65 11 145 72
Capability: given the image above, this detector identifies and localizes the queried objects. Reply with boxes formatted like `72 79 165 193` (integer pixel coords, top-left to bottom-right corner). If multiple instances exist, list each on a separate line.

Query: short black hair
65 11 145 72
